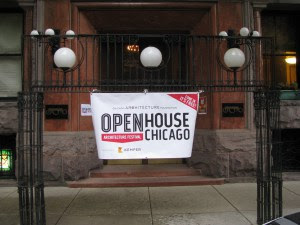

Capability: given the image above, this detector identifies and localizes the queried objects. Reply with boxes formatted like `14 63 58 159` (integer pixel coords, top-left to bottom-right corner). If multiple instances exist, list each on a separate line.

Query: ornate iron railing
23 34 275 92
18 92 45 225
254 91 282 224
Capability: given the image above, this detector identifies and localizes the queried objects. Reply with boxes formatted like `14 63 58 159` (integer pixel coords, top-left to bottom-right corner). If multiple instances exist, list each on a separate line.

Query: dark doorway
281 129 300 171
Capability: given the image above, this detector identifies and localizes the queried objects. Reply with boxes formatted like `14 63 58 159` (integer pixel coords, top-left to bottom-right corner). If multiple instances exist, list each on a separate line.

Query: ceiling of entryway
82 10 207 33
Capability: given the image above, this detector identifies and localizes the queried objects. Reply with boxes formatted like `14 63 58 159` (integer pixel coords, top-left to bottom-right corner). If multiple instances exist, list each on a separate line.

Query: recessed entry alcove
81 7 211 34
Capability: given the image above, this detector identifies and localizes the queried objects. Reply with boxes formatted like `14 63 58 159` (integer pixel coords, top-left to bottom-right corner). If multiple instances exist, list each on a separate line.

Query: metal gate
18 34 281 224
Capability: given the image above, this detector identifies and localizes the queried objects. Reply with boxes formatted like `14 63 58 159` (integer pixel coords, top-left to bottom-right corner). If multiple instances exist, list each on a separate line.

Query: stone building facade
0 0 299 181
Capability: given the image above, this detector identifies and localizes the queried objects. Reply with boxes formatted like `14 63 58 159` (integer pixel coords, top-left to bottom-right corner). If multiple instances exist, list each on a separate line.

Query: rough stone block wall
4 100 299 181
189 129 256 178
280 100 300 128
43 131 101 181
0 102 265 181
44 130 257 181
0 102 18 133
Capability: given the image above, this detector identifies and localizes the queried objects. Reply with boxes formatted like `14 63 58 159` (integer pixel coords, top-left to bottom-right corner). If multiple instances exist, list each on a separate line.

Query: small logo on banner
102 133 144 143
118 147 123 153
168 94 198 110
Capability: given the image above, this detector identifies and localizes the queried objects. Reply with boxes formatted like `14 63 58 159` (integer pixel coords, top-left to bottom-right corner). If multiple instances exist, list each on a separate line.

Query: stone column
243 0 255 130
252 2 267 132
36 0 45 85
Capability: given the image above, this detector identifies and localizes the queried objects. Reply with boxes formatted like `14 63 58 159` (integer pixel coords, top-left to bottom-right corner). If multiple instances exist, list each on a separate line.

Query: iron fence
23 34 275 93
18 34 281 225
18 92 45 225
254 90 282 224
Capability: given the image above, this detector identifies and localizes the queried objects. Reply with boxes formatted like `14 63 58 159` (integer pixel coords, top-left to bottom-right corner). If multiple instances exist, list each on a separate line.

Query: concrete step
89 164 201 178
67 176 225 188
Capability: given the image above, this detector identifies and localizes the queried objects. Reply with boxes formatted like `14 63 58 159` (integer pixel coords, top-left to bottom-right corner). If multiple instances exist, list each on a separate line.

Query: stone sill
283 172 300 181
280 100 300 129
225 176 256 183
280 99 300 106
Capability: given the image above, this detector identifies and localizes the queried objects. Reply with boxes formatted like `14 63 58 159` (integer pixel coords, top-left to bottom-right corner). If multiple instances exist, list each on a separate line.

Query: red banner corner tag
168 94 198 110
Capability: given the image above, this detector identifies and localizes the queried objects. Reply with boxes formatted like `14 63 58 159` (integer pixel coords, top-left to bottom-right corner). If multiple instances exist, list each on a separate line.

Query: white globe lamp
224 48 245 85
224 48 245 69
30 30 39 38
219 31 228 37
140 46 162 68
240 27 250 37
54 47 76 70
45 28 55 36
252 31 260 37
66 30 75 39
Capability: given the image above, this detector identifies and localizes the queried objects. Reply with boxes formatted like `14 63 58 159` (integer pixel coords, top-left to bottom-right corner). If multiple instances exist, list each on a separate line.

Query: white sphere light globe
66 30 75 39
224 48 245 69
54 47 76 69
140 46 162 67
30 30 39 36
45 28 55 36
240 27 250 37
252 31 260 37
219 31 228 37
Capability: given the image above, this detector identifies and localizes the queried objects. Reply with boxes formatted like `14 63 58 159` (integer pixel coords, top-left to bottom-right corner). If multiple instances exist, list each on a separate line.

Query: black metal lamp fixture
217 27 260 85
30 28 83 85
30 28 77 70
218 27 260 38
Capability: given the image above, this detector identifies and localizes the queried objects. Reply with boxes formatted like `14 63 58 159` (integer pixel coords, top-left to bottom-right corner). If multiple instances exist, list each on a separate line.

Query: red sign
168 93 198 110
198 96 207 114
102 133 144 143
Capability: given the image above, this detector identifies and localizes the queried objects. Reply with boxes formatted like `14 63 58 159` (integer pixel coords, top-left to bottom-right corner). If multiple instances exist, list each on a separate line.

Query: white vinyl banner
91 92 199 159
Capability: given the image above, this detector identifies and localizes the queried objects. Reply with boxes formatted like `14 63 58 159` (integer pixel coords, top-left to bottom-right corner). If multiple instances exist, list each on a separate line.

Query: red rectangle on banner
102 133 144 143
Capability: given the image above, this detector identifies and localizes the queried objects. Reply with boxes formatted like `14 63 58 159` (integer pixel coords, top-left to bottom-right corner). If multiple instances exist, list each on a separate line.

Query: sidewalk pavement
1 182 300 225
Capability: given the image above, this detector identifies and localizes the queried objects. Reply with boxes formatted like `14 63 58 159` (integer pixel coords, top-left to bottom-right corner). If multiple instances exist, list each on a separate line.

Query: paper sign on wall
91 92 199 159
198 96 207 114
81 104 92 116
